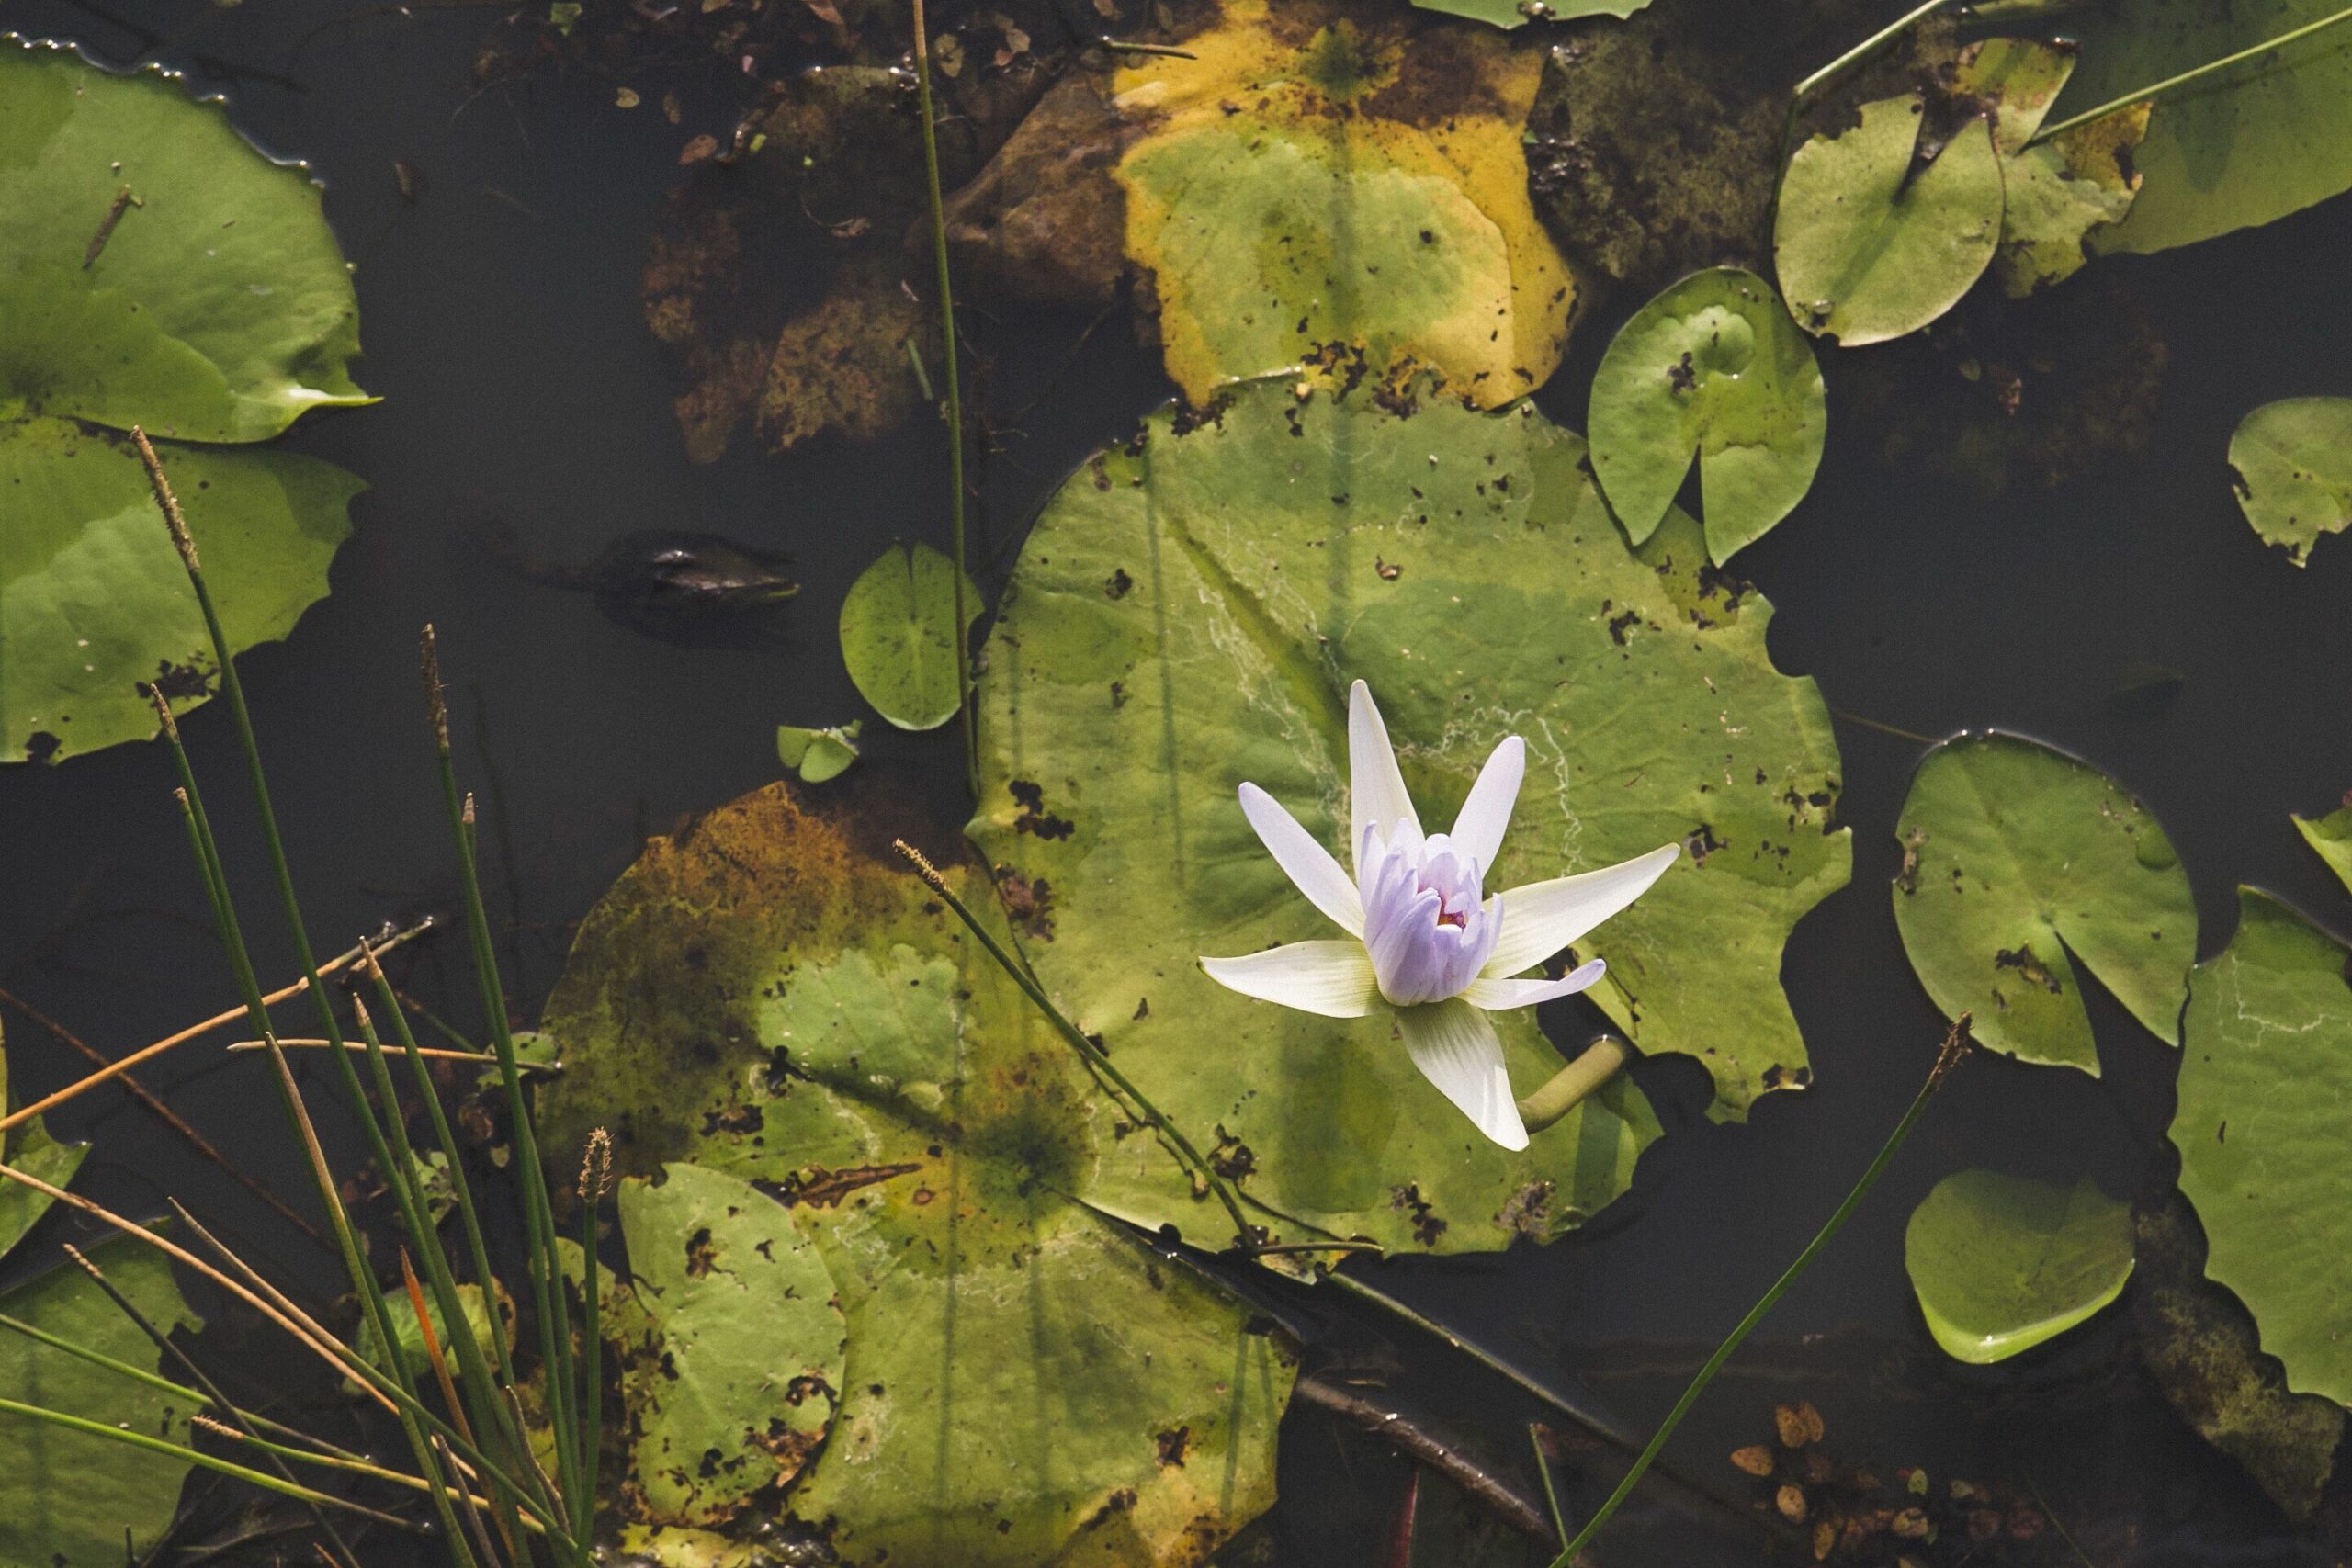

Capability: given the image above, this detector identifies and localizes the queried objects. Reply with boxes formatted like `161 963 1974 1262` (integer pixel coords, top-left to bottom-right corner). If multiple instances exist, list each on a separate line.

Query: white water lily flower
1200 682 1680 1151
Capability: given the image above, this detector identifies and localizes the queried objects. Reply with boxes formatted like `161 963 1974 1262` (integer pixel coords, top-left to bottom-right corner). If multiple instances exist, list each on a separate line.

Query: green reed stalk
910 0 978 796
0 1395 415 1529
354 998 540 1551
419 626 587 1537
1530 1424 1572 1547
1544 1019 1972 1568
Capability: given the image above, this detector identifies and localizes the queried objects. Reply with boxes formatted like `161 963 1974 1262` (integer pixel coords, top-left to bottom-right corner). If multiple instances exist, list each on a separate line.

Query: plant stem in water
1544 1017 1973 1568
910 0 978 797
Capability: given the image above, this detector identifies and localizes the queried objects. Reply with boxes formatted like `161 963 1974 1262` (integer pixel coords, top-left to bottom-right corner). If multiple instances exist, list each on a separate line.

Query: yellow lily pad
1114 0 1572 408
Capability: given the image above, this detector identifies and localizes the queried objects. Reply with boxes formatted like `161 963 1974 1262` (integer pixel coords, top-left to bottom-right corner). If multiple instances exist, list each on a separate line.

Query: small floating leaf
1950 35 2147 297
1773 94 2004 345
1893 733 2196 1071
2292 805 2352 894
1904 1168 2134 1364
2228 398 2352 566
775 719 861 784
2175 888 2352 1405
2055 0 2352 256
1114 2 1573 406
606 1162 846 1527
838 542 978 732
0 1025 88 1258
1588 266 1826 561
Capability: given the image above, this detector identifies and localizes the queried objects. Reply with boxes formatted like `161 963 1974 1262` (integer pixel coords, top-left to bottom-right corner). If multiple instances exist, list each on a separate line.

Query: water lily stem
892 840 1257 1247
2026 3 2352 145
1792 0 1955 107
1530 1423 1573 1546
910 0 978 799
1543 1016 1973 1568
1516 1035 1627 1135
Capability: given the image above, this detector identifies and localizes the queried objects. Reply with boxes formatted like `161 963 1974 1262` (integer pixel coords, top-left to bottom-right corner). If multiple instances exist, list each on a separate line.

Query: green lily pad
0 1022 89 1258
0 41 368 442
2132 1192 2343 1519
2174 888 2352 1405
0 43 368 764
2 420 359 763
607 1162 847 1528
1904 1168 2135 1364
775 721 861 784
2056 0 2352 256
0 1243 202 1567
0 1032 202 1566
1892 733 2196 1072
839 542 979 733
1114 4 1574 408
2228 398 2352 566
1587 266 1826 561
968 378 1848 1255
1773 94 2004 345
536 784 1292 1563
1948 37 2148 297
2293 806 2352 893
353 1280 502 1393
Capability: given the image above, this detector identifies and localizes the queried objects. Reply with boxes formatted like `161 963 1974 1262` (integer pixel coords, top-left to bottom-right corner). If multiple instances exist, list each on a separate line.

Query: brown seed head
130 427 200 574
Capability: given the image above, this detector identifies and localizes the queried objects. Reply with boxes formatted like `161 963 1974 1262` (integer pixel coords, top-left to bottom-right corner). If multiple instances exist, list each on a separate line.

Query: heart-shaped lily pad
2229 398 2352 566
535 784 1292 1563
1773 94 2004 345
1893 733 2195 1071
0 41 368 763
1587 266 1826 561
839 542 980 733
2174 888 2352 1405
1904 1168 2134 1364
969 378 1848 1262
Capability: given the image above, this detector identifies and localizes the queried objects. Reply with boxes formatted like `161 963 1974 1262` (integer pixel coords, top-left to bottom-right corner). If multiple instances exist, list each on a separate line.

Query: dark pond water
4 1 2350 1563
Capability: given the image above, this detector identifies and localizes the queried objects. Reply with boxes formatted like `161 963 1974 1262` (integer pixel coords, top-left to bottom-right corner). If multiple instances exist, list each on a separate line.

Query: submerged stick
1294 1374 1554 1543
1544 1016 1973 1568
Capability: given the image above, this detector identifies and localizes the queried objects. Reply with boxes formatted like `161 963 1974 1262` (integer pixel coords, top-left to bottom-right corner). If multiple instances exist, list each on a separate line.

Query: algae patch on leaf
535 784 1291 1564
1893 733 2194 1072
1113 0 1573 408
1904 1168 2134 1365
0 41 367 763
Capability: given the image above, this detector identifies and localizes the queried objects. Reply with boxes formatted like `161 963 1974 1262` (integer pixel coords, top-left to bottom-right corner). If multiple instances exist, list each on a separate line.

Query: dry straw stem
222 1038 536 1069
0 1159 385 1403
0 924 430 1136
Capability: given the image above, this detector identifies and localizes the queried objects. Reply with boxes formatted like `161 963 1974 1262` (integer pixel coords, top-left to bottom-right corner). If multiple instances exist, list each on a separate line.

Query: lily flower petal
1238 783 1364 937
1201 941 1381 1018
1348 680 1420 864
1449 734 1525 872
1482 843 1682 978
1461 958 1605 1011
1395 999 1528 1151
